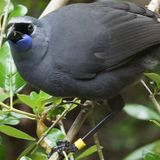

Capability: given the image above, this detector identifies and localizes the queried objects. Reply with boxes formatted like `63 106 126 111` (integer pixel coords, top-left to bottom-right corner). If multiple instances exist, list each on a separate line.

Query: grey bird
7 0 160 150
7 1 160 99
7 1 160 100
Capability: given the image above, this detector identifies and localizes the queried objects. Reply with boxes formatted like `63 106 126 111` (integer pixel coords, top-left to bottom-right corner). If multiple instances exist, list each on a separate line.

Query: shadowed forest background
0 0 159 160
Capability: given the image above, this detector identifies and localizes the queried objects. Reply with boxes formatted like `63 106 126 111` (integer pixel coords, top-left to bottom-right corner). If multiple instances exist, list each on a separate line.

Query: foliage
75 145 103 160
123 73 160 160
123 141 160 160
124 104 160 121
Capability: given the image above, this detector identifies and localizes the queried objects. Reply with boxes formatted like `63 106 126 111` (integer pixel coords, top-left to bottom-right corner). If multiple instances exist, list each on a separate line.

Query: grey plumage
8 1 160 99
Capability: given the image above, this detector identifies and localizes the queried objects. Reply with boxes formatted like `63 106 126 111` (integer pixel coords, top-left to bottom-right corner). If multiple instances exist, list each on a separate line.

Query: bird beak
7 25 23 43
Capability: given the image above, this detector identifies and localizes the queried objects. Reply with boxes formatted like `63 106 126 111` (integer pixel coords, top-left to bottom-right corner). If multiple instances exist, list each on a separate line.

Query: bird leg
54 140 77 155
49 95 124 158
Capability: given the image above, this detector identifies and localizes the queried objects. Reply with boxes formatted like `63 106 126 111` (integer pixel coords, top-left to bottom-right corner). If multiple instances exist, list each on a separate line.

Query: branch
88 108 104 160
0 101 36 119
147 0 160 12
66 101 93 142
140 80 160 113
39 0 71 19
57 115 67 135
37 107 70 145
48 101 93 160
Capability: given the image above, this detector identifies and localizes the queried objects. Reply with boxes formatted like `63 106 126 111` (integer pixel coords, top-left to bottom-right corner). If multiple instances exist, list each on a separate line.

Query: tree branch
147 0 160 12
88 108 104 160
39 0 71 19
66 101 93 142
140 80 160 113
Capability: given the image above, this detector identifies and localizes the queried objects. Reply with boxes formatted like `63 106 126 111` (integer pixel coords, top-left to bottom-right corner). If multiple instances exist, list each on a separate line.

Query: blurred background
0 0 159 160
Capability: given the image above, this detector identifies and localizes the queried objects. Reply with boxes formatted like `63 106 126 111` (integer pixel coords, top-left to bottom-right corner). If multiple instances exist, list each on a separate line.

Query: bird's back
41 1 160 78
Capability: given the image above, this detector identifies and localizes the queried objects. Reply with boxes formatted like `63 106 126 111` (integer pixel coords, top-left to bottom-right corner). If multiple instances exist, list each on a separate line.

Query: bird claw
51 140 77 157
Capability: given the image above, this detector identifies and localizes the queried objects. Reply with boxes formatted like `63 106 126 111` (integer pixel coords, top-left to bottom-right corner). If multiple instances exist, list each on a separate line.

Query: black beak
7 25 23 43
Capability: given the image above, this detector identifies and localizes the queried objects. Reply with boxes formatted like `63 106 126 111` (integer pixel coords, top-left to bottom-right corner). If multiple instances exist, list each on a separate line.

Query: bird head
7 16 36 51
7 16 49 63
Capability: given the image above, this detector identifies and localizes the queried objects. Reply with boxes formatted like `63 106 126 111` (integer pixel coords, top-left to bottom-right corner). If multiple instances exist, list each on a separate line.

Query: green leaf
0 1 14 18
0 42 26 93
0 0 5 16
143 152 160 160
20 156 32 160
0 92 9 102
44 128 65 147
29 152 48 160
51 96 62 106
150 120 160 128
10 112 31 119
17 143 38 160
17 94 36 109
9 4 27 19
123 104 160 121
75 145 102 160
0 111 20 125
123 140 160 160
145 73 160 89
0 125 35 141
48 106 65 118
39 91 52 99
17 91 52 114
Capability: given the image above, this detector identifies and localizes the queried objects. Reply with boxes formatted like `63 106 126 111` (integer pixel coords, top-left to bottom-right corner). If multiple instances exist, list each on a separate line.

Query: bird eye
27 24 34 34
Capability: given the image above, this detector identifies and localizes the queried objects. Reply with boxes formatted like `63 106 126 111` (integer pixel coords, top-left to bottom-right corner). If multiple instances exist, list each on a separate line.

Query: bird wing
47 1 160 80
93 1 160 70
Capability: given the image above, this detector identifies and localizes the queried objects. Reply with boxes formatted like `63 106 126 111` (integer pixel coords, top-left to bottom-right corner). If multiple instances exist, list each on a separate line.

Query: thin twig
88 105 104 160
37 98 76 145
140 79 153 95
0 0 10 47
0 101 36 119
140 79 160 113
49 152 60 160
12 108 36 119
61 101 84 107
0 101 10 109
37 108 68 144
63 151 69 160
57 115 67 135
92 133 104 160
9 57 13 110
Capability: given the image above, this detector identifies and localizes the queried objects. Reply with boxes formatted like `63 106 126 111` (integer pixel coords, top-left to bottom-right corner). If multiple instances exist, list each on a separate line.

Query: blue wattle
15 34 32 51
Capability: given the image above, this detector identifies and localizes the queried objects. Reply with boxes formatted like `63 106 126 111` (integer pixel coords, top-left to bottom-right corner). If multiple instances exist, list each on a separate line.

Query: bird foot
51 140 77 157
